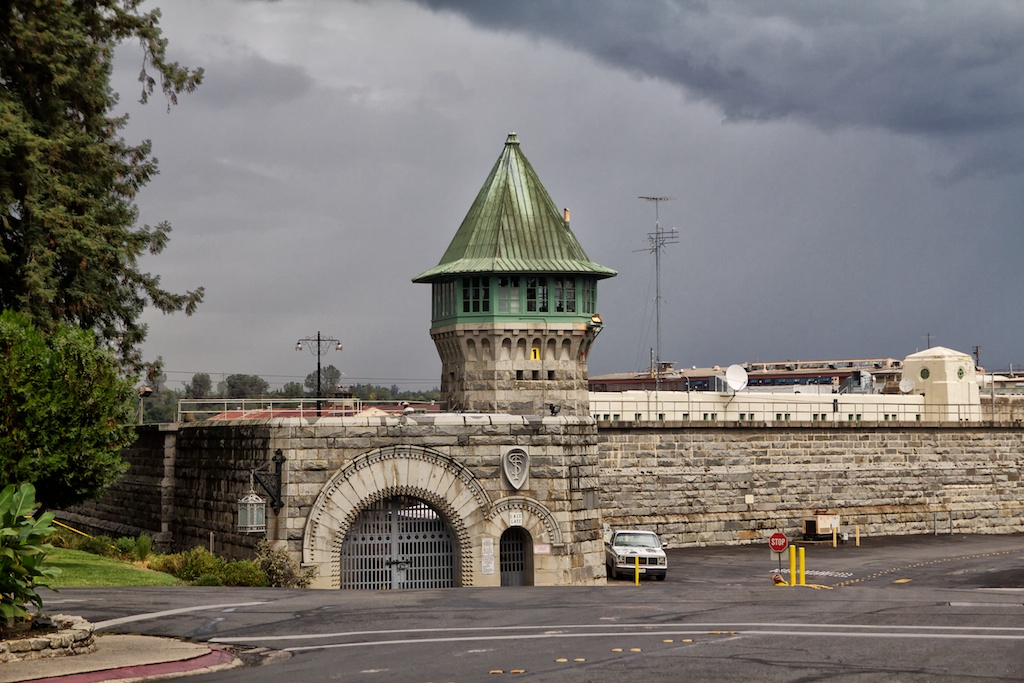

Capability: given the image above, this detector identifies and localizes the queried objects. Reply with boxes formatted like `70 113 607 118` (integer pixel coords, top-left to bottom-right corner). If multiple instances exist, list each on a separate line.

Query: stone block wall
598 422 1024 546
67 416 1023 582
981 396 1024 423
64 425 175 546
65 415 605 586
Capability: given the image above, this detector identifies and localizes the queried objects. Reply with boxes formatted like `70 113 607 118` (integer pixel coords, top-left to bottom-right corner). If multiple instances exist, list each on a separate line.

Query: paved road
42 534 1024 682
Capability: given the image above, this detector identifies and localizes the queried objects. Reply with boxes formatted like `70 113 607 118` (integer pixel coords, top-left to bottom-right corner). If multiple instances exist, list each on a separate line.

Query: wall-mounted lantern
237 472 267 534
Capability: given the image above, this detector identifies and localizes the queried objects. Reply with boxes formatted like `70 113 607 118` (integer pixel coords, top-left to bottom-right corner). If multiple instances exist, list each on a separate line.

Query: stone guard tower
413 133 616 416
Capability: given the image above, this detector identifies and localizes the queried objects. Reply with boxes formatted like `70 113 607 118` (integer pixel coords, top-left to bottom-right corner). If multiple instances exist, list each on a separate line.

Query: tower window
462 276 490 313
553 277 576 313
432 280 457 319
497 276 521 313
580 279 596 314
526 277 548 312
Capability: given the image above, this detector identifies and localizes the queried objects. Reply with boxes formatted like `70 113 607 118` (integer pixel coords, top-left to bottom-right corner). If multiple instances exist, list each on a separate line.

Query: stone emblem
502 447 529 490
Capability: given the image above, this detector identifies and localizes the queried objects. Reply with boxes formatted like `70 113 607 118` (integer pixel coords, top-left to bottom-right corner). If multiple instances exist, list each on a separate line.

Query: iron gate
339 496 455 589
500 526 530 586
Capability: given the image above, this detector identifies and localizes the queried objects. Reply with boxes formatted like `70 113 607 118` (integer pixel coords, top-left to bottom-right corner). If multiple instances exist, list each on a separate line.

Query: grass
44 547 181 587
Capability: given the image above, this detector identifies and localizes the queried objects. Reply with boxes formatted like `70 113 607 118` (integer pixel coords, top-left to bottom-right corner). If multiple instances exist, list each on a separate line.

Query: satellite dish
898 377 915 393
725 364 748 392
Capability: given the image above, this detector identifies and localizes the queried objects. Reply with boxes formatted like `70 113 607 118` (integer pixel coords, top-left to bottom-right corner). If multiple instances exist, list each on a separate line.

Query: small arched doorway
340 496 455 589
499 526 534 586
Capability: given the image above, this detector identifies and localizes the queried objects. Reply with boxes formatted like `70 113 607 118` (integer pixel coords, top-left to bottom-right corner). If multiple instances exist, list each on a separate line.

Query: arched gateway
301 441 572 589
303 444 488 588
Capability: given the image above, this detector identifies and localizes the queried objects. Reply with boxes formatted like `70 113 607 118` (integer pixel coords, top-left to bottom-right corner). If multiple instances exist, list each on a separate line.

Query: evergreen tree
184 372 213 399
0 1 204 371
223 374 269 398
0 311 135 508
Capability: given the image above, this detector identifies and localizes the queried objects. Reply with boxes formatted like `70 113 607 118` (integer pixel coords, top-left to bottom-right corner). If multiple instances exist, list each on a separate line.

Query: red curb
21 646 236 683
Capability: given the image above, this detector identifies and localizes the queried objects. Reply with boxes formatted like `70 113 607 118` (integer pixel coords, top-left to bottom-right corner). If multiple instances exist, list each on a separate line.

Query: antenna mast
637 196 678 396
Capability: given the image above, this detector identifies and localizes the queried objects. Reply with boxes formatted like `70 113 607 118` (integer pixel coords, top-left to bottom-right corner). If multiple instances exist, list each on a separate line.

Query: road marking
280 629 1024 652
948 602 1023 608
93 602 268 629
212 620 1024 644
265 623 1024 653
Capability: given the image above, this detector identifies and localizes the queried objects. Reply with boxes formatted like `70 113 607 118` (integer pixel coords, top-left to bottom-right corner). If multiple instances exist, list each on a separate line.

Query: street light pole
295 332 342 416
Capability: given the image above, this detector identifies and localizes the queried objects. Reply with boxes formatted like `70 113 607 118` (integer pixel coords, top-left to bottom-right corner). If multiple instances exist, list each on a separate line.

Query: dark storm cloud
193 43 315 107
416 0 1024 173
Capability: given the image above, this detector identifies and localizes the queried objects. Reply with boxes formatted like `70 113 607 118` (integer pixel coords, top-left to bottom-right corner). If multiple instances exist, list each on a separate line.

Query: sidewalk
0 634 239 683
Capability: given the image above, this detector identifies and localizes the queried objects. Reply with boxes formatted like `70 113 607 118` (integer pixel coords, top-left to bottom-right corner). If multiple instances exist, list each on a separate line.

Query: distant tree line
141 364 440 423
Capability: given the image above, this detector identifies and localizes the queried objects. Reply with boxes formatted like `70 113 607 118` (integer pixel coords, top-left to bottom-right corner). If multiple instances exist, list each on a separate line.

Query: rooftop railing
176 398 441 423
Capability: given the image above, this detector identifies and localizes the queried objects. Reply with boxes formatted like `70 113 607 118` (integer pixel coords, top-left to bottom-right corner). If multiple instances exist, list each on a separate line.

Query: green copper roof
413 133 616 283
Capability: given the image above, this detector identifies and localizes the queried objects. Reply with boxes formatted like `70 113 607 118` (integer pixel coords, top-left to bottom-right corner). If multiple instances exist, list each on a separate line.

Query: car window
615 533 658 548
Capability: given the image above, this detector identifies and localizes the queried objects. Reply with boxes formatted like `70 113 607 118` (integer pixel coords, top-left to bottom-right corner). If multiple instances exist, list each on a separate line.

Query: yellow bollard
832 527 837 548
788 544 796 586
799 547 806 586
856 524 860 547
635 556 640 586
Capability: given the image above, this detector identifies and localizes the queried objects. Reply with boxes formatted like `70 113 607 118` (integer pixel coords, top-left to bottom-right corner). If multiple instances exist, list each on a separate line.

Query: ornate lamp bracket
254 449 287 512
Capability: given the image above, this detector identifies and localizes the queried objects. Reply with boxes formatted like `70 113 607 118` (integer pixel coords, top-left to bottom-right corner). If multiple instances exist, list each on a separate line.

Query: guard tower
414 133 616 415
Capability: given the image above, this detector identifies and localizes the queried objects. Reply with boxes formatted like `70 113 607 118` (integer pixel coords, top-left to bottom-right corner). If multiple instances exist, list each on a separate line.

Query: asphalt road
41 534 1024 682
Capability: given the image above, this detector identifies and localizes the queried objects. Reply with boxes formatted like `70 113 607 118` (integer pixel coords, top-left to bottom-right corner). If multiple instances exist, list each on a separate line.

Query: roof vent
505 132 519 145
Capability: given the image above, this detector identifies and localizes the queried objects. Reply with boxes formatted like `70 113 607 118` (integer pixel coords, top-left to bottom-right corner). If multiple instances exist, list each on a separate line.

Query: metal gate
500 526 530 586
340 496 455 589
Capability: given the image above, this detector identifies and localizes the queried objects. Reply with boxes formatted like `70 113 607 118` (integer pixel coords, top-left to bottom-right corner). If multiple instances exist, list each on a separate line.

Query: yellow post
799 547 806 586
635 556 640 586
856 524 861 547
788 545 796 586
832 527 837 548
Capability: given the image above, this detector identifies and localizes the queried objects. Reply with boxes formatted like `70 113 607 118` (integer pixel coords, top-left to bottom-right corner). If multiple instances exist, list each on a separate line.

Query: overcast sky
116 0 1024 392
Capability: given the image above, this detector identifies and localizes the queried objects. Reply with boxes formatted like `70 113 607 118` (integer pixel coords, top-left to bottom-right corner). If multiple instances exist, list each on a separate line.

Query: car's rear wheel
655 574 666 581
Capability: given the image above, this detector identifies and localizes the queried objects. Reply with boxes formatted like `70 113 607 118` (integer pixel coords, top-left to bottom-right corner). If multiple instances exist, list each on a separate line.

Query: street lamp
295 332 342 416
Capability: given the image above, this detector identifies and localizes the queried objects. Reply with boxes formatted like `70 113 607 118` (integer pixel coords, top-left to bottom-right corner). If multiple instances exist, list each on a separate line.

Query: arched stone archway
302 444 492 588
490 496 563 546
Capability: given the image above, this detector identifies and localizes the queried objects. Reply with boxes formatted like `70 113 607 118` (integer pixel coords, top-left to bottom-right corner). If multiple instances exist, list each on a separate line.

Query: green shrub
176 547 227 583
135 534 153 561
0 483 61 626
114 536 136 558
77 534 119 557
47 528 77 549
256 540 316 588
148 551 186 576
221 560 267 587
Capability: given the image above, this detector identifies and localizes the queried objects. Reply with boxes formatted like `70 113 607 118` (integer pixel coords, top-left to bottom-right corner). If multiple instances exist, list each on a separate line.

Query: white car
604 529 667 580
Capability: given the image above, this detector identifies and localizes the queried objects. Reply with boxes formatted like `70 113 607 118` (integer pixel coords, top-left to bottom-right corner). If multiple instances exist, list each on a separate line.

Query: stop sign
768 532 789 553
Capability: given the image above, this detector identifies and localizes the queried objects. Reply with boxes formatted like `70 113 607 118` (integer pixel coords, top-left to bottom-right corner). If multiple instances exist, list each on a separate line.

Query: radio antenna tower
636 196 678 396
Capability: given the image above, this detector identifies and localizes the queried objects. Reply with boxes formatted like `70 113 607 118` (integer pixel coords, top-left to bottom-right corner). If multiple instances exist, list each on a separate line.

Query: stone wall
67 414 605 587
598 422 1024 546
67 417 1024 582
0 616 95 663
981 395 1024 423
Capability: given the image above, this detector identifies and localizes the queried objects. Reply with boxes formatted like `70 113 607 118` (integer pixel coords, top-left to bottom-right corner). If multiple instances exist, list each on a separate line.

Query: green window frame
552 277 576 313
580 279 596 314
526 277 548 312
497 276 520 313
462 276 490 313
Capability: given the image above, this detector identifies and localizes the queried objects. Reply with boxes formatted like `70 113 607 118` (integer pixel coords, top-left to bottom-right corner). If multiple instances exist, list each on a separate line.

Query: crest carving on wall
502 447 529 490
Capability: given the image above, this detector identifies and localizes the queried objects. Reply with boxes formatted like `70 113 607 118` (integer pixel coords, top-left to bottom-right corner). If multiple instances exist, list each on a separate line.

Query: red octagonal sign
768 532 789 553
